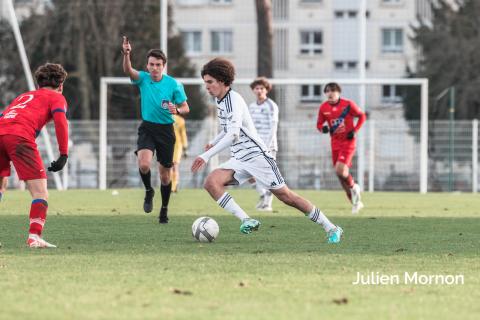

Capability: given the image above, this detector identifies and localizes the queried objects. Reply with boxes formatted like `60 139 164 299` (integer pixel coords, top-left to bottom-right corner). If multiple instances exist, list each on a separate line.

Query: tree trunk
73 0 91 120
255 0 273 78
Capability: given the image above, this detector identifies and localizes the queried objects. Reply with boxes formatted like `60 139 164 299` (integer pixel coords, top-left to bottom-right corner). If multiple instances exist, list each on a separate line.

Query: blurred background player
317 82 366 214
191 58 343 243
0 63 69 248
122 36 190 223
248 77 279 211
0 177 7 201
172 114 188 193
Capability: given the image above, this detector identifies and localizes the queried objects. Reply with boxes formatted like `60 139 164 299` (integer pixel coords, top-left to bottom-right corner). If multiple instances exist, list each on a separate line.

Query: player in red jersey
0 63 69 248
317 82 366 214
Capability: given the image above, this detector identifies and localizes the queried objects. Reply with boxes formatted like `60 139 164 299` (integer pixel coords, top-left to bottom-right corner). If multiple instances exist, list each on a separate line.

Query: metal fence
23 119 479 192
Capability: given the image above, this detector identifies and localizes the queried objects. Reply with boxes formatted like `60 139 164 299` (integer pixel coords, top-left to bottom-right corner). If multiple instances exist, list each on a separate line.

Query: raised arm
122 36 139 81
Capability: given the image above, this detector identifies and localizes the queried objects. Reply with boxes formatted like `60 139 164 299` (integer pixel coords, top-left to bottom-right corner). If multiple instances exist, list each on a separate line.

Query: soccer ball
192 217 219 242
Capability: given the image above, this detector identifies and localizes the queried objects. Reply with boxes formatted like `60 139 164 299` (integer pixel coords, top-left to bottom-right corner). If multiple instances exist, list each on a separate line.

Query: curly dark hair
34 63 67 89
201 58 235 86
249 77 272 91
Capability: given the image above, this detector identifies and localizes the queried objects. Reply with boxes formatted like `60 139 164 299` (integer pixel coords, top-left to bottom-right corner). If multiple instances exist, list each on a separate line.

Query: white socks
255 183 266 197
264 191 273 207
217 192 249 221
308 207 335 232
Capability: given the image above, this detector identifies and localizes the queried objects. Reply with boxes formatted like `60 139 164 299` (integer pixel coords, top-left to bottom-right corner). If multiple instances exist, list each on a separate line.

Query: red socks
29 199 48 236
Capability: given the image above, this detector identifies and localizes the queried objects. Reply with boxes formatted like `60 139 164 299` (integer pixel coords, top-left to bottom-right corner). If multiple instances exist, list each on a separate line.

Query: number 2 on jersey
4 94 34 119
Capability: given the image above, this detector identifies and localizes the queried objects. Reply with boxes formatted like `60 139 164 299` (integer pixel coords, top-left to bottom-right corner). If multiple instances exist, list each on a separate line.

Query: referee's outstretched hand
122 36 131 55
48 154 68 172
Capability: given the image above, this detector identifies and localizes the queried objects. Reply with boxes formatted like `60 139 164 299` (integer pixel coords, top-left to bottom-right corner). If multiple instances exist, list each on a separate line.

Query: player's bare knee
161 176 170 185
203 175 215 191
138 163 150 173
336 169 348 179
33 190 48 200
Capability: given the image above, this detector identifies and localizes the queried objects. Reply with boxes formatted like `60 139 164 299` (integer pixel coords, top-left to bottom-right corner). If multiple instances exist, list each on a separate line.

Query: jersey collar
217 88 232 104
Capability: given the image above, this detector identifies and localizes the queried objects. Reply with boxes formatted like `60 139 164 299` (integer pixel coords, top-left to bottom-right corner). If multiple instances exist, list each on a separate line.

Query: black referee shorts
135 120 176 168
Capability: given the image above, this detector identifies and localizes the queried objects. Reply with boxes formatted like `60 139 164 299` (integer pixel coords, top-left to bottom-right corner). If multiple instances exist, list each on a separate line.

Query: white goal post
99 77 429 193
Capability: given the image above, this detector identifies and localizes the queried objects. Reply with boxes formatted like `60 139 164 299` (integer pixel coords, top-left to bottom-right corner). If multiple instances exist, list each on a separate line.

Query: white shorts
219 155 285 190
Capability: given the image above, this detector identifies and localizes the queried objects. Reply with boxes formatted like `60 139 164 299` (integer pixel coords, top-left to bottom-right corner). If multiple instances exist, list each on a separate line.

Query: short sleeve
50 94 68 116
132 70 147 85
173 81 187 104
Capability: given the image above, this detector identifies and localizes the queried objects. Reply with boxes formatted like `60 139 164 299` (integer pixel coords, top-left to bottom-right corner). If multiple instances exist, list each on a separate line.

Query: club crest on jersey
161 100 170 110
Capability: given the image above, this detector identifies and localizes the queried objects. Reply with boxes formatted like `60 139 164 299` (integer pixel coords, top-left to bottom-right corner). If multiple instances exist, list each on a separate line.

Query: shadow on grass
1 214 478 256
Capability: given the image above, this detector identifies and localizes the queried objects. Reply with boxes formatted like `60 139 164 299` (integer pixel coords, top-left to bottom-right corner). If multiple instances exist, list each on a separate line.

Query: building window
301 84 322 102
211 30 233 53
300 30 323 55
382 28 403 53
334 61 358 70
347 61 357 69
382 85 404 103
210 0 233 4
334 10 358 19
273 0 289 20
181 31 202 55
334 61 344 69
177 0 209 5
274 28 289 70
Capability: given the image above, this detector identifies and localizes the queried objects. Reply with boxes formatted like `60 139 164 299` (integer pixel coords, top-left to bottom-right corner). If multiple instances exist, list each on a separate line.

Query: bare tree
255 0 273 77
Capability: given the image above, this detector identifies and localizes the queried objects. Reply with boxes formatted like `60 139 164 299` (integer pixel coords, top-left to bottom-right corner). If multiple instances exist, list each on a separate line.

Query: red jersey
0 88 69 154
317 98 366 146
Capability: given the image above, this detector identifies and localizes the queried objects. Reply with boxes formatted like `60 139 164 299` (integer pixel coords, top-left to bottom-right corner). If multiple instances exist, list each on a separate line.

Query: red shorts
0 135 47 180
331 145 356 167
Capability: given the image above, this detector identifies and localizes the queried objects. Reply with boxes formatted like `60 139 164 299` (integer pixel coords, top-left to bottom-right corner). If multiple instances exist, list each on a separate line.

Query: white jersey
218 89 269 161
248 98 279 151
200 89 270 163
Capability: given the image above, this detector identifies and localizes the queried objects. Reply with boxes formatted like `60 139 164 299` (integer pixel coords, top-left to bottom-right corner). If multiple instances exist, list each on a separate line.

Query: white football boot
27 234 57 248
350 184 364 214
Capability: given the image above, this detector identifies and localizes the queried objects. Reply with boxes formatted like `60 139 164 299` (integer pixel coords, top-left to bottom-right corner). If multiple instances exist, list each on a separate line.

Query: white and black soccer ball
192 217 219 242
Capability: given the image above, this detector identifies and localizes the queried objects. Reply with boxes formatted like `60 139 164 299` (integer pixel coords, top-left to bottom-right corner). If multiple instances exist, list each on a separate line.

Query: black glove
48 155 68 172
347 130 355 140
322 125 330 134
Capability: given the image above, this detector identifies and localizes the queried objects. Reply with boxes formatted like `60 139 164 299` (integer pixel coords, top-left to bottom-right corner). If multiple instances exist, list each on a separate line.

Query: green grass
1 189 480 320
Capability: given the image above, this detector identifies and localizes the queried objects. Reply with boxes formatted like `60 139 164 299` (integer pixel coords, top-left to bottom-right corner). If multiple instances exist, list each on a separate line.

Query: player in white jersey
191 58 343 243
248 77 279 211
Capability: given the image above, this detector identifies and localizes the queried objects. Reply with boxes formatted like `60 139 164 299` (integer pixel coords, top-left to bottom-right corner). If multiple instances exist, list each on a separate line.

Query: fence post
99 78 107 190
368 119 375 192
473 119 478 193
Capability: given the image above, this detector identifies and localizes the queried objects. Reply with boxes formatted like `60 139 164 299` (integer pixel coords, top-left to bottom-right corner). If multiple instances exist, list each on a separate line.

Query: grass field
1 189 479 320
